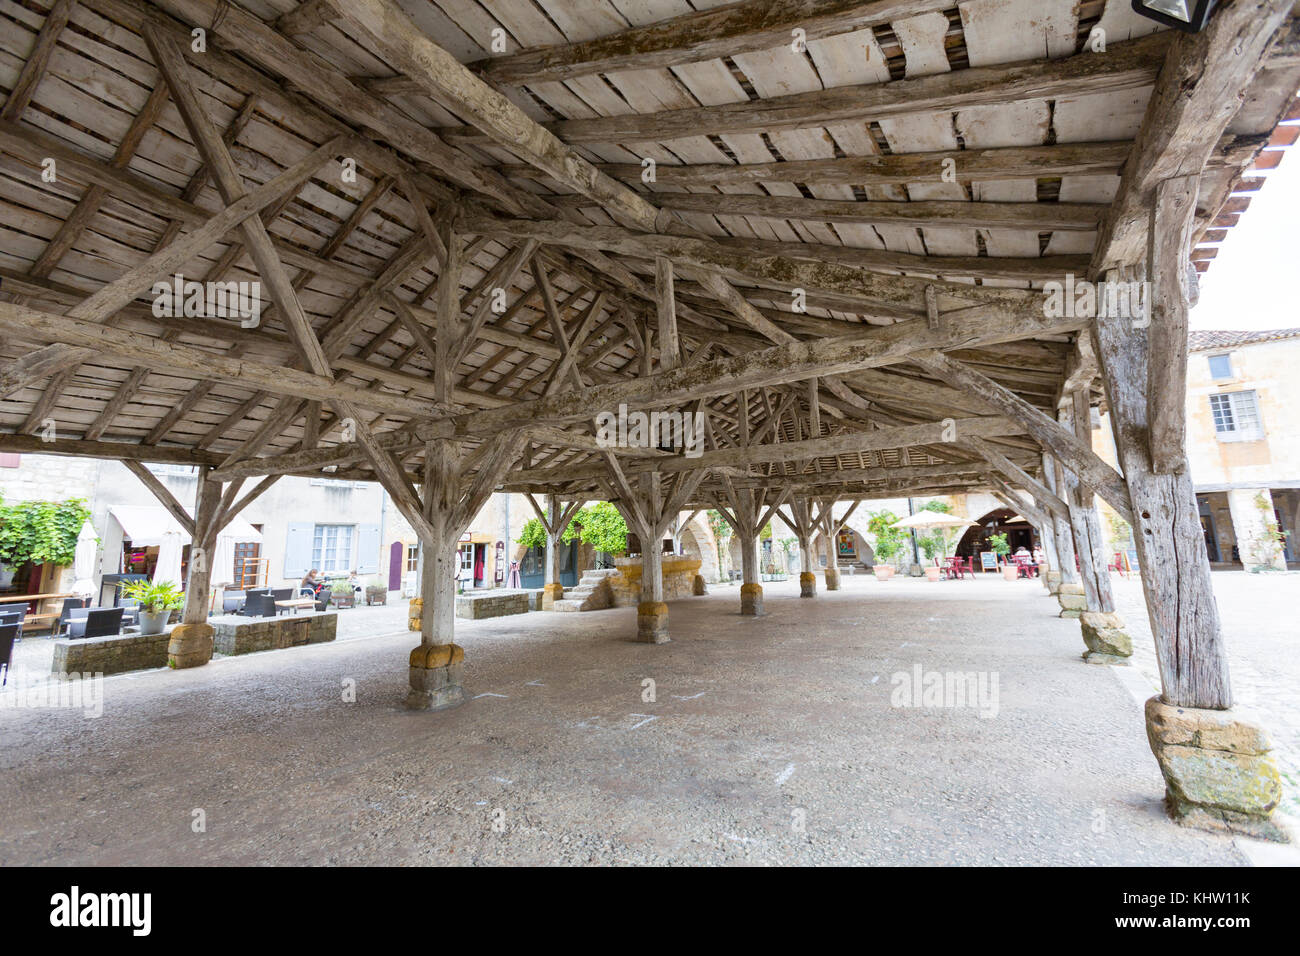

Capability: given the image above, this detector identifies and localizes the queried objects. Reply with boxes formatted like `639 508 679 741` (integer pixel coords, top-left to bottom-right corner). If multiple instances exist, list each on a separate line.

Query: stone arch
679 516 719 583
956 508 1035 558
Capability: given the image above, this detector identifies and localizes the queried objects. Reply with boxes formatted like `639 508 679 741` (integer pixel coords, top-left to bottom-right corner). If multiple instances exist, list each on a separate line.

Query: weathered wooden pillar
408 513 465 709
1043 455 1083 614
605 459 705 644
1095 207 1282 837
637 511 669 644
171 466 221 669
525 494 580 610
788 498 817 598
1060 396 1132 665
737 520 763 616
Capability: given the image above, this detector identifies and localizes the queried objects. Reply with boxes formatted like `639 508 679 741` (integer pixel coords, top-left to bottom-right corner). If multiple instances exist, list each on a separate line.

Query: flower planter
924 566 942 582
1001 566 1019 582
138 608 171 635
874 565 894 581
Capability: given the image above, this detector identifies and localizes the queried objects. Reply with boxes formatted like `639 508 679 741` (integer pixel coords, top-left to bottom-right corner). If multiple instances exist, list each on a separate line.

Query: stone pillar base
740 582 764 616
406 643 466 711
1057 582 1086 618
541 582 564 610
824 567 841 591
635 601 670 643
407 597 422 632
1145 696 1288 842
168 622 213 669
799 572 816 598
692 574 707 596
1044 570 1062 595
1080 610 1132 665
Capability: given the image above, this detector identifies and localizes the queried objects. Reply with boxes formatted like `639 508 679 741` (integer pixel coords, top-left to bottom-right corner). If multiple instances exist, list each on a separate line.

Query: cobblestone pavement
0 577 1251 865
1113 570 1300 818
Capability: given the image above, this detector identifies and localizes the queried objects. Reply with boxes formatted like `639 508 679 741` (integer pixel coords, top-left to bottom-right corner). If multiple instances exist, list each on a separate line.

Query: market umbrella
890 512 977 530
71 520 98 598
152 530 184 585
209 533 236 588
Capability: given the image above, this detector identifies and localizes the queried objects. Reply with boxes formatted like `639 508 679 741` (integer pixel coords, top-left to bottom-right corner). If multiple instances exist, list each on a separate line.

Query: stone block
799 572 816 598
168 622 214 669
52 630 172 676
455 590 529 619
740 582 764 616
1144 696 1288 841
1080 610 1132 661
210 612 336 656
635 601 669 644
824 567 841 591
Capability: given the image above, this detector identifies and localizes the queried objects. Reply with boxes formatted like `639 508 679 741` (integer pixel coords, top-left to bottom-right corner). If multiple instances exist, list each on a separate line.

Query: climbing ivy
0 496 92 568
518 517 547 550
565 502 627 555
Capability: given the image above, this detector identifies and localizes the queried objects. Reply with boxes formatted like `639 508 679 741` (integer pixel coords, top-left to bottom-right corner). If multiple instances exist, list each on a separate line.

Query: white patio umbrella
890 512 977 530
209 533 236 588
152 530 184 585
71 520 98 598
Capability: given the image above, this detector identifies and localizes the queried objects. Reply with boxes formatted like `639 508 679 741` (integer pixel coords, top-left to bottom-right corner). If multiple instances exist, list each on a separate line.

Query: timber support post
783 498 818 598
1096 257 1284 838
170 465 221 669
1060 396 1132 665
1043 456 1084 615
526 494 582 610
714 482 788 617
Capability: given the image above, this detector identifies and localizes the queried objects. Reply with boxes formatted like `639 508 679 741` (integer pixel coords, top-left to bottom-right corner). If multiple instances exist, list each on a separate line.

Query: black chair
0 622 17 685
56 597 88 635
68 607 124 639
243 590 276 618
0 606 24 641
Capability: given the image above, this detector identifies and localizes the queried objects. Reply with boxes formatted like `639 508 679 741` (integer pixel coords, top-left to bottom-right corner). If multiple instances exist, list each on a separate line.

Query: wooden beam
503 142 1136 190
0 302 437 420
1091 0 1294 272
334 0 663 233
656 258 678 373
558 193 1104 232
461 215 1084 297
473 0 953 85
123 461 197 538
446 33 1168 147
1146 175 1199 472
511 416 1019 485
1 0 76 122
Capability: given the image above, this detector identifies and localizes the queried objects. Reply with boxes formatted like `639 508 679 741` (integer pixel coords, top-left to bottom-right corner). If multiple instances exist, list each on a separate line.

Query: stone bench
53 627 174 676
210 611 337 656
454 590 530 620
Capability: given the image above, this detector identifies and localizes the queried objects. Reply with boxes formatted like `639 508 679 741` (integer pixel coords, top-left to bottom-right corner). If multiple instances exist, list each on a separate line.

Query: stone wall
210 612 336 655
52 629 172 676
609 557 702 607
455 590 529 619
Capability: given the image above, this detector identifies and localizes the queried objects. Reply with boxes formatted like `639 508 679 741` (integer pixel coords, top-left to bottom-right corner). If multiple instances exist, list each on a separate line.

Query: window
458 543 474 581
1207 354 1233 380
1208 391 1264 442
311 524 354 573
406 545 419 572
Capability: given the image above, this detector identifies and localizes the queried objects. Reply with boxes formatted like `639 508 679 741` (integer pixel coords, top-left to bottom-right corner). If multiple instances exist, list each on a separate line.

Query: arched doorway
956 509 1036 561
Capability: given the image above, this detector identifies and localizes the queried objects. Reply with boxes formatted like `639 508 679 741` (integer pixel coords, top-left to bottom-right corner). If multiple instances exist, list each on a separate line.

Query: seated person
300 569 323 597
347 570 362 593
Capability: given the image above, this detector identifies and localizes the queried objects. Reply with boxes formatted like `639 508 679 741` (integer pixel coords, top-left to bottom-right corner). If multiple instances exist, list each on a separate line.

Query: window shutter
284 523 314 578
356 523 381 574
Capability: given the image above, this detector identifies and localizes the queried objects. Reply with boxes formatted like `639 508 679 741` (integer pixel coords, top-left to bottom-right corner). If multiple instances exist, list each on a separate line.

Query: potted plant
988 533 1016 580
919 533 944 581
329 577 354 608
121 579 183 634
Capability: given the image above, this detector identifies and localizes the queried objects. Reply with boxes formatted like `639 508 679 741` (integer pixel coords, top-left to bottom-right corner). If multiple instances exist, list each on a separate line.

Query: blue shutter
356 523 381 574
284 522 314 578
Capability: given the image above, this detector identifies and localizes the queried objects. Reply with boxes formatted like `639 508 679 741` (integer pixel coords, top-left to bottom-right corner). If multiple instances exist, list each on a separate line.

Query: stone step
552 599 587 612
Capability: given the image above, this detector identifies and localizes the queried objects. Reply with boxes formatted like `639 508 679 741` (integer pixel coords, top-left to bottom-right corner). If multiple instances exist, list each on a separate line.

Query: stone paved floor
0 575 1264 865
1114 570 1300 818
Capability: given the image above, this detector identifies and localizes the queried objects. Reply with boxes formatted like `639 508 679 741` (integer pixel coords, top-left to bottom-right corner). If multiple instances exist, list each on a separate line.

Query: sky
1191 147 1300 331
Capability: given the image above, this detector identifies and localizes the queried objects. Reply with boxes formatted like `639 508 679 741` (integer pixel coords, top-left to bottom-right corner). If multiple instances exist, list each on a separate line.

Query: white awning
109 505 260 547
